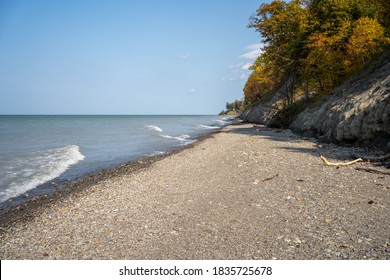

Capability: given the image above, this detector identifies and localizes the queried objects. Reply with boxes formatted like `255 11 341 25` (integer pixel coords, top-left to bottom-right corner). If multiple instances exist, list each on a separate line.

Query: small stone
293 237 302 244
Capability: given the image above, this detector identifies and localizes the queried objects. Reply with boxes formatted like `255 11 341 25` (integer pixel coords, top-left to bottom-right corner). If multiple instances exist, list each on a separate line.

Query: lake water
0 115 233 204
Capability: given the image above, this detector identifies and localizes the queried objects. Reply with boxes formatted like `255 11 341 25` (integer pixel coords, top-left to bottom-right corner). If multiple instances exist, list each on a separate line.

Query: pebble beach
1 123 389 259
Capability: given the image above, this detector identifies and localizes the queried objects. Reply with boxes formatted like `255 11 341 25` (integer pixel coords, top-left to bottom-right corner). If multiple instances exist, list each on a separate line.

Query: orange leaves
243 60 276 106
250 0 309 51
302 6 389 92
244 0 390 106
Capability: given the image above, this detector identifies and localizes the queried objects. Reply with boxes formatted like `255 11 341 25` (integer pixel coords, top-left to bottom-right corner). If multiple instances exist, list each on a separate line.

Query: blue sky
0 0 266 114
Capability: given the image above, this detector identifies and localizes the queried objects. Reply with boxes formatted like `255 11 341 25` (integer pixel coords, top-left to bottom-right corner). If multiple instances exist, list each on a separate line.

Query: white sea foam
212 119 229 125
161 134 194 145
0 145 85 203
161 134 190 140
146 124 194 145
145 125 163 133
197 124 219 129
148 151 166 157
212 117 234 126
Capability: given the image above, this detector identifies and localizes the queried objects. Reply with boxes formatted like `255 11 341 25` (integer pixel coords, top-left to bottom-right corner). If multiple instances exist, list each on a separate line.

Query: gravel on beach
1 123 389 259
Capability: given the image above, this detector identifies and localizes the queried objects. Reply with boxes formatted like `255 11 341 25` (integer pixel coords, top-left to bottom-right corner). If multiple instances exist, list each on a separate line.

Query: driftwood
352 153 390 162
320 155 363 166
352 153 390 169
355 167 390 175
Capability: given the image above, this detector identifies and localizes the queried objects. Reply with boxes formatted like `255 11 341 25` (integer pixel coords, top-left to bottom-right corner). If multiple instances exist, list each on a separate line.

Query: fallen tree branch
352 153 390 162
355 167 390 175
320 155 363 166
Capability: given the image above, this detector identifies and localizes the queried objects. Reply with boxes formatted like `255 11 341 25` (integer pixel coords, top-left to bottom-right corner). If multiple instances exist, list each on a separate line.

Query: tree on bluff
244 0 389 109
248 0 309 80
243 56 275 107
346 17 388 73
246 0 309 106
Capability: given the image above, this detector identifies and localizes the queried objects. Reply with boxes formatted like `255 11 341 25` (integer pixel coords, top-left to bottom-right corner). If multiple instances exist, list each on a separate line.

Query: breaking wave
197 124 219 129
0 145 85 203
145 125 163 133
145 125 195 145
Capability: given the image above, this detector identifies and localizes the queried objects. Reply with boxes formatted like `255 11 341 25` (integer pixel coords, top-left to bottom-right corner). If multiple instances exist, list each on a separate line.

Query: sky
0 0 267 115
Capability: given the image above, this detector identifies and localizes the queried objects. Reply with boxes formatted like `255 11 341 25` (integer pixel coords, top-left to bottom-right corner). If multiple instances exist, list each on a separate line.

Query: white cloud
247 43 263 50
242 63 252 70
227 62 245 70
223 43 262 82
190 88 196 92
239 43 263 60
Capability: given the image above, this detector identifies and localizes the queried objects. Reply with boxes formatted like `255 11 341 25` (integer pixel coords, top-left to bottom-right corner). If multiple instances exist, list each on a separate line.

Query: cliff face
291 57 390 151
240 91 285 125
241 53 390 151
241 73 296 125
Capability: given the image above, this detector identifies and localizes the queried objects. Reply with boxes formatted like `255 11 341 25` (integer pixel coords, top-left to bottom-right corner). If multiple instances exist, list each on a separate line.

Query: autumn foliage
243 0 389 107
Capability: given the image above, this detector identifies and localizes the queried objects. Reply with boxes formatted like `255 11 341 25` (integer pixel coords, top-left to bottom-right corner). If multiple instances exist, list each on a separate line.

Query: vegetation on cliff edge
242 0 390 126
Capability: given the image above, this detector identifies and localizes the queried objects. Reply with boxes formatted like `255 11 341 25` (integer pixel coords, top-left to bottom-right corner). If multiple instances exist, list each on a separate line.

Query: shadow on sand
222 122 362 161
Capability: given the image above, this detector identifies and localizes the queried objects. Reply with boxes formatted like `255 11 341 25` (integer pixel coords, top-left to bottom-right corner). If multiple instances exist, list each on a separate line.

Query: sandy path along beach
1 123 389 259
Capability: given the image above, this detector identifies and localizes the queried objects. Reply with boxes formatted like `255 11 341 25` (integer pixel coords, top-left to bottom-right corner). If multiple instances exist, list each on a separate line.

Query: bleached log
320 155 363 166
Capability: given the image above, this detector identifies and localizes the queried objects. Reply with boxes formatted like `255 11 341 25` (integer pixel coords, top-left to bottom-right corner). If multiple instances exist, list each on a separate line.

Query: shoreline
0 128 223 230
1 123 389 259
0 114 233 212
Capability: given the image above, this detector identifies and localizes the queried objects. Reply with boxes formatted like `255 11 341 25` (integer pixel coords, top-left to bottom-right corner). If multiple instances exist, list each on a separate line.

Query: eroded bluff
291 58 390 151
